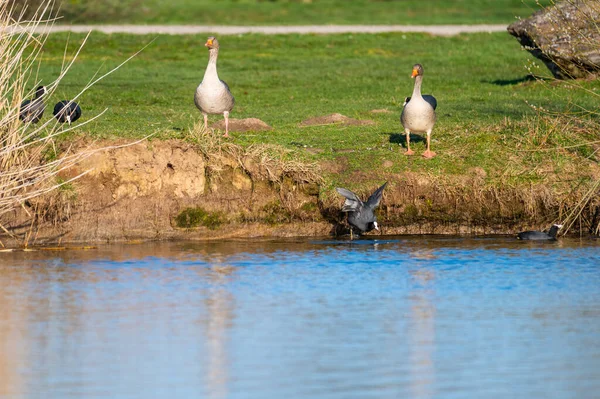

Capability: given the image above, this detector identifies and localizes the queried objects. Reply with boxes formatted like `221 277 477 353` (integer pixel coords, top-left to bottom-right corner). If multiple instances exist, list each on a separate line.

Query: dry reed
0 0 145 244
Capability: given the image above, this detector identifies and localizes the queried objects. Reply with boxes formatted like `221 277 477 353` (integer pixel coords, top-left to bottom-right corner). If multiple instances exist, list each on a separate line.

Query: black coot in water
336 182 387 239
53 100 81 125
19 86 47 123
517 224 563 240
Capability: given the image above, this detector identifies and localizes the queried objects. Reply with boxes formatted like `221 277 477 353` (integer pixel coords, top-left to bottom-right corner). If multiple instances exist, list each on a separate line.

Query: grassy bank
35 31 599 190
57 0 551 25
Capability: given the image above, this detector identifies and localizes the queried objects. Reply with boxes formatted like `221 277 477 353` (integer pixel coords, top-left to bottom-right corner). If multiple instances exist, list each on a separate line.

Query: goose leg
223 111 230 138
404 128 414 156
422 129 436 158
203 112 208 132
350 227 353 240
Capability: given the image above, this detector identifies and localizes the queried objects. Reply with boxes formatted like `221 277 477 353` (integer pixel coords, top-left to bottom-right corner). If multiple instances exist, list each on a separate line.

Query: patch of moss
261 201 292 225
175 207 224 230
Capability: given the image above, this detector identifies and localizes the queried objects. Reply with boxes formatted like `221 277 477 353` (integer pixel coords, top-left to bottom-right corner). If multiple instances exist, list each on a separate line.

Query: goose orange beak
411 68 418 78
205 39 213 47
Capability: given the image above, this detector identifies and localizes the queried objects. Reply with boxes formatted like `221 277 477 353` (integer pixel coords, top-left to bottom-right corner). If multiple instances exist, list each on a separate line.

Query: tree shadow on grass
388 132 425 149
484 75 540 86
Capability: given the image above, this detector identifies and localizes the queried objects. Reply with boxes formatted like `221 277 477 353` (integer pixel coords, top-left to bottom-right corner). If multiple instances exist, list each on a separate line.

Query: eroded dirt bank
1 139 592 246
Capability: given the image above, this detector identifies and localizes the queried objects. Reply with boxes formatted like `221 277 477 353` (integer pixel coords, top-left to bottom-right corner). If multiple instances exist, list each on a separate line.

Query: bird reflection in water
408 267 437 399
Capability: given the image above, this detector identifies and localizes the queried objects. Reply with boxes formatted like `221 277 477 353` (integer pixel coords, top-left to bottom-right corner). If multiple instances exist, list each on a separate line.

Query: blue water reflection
0 236 599 399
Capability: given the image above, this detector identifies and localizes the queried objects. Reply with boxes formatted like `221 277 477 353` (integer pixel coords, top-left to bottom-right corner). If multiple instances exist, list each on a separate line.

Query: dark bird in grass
19 86 47 123
53 100 81 125
517 223 563 241
336 182 387 239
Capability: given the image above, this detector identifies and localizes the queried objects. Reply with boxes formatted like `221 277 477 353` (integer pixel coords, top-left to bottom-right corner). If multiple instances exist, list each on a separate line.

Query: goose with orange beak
400 64 437 158
194 36 235 137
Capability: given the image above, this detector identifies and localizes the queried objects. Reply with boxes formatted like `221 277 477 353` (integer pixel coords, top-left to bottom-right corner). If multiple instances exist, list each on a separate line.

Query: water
1 236 599 399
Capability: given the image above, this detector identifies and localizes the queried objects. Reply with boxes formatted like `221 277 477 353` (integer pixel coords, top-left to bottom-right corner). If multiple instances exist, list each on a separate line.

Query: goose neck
411 75 424 99
204 48 219 79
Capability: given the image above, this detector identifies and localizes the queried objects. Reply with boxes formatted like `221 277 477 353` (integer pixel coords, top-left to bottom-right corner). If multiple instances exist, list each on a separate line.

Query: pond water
1 236 599 399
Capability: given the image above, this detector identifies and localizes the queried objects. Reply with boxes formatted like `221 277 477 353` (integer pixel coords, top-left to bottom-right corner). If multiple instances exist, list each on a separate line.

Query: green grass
34 31 600 190
60 0 551 25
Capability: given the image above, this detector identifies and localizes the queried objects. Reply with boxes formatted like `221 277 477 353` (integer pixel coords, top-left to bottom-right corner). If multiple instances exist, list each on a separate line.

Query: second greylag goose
400 64 437 158
194 36 235 138
19 86 47 123
336 182 387 239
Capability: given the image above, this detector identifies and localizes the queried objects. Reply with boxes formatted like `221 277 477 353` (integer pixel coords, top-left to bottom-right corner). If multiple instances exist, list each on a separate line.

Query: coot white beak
373 221 379 231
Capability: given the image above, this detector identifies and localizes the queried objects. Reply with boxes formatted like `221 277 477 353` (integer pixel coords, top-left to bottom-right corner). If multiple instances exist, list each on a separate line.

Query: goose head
205 36 220 50
411 64 424 79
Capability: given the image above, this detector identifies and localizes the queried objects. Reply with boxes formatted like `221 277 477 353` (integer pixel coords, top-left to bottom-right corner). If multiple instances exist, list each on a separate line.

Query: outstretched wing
365 182 387 209
336 187 363 212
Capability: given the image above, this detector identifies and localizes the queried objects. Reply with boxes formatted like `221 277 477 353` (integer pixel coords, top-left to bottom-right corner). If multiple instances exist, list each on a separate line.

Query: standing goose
19 86 47 123
336 182 387 239
400 64 437 158
194 36 235 138
53 100 81 125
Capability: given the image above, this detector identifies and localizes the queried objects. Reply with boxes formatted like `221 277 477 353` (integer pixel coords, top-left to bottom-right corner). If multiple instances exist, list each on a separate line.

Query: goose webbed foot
422 150 436 159
404 149 415 156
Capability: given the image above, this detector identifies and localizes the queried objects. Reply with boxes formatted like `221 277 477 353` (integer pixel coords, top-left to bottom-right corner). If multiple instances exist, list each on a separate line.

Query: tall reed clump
0 0 141 242
522 0 600 235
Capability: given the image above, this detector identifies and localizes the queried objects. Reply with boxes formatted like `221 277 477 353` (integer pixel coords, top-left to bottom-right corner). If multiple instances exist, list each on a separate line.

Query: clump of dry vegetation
521 0 600 235
190 122 323 185
0 0 140 244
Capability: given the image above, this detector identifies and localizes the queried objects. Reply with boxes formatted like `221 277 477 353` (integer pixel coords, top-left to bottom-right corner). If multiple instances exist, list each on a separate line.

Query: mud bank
1 139 591 246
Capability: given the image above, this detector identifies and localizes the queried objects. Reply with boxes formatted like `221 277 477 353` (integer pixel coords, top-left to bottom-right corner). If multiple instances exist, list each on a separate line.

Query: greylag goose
336 182 387 239
517 224 563 240
53 100 81 125
194 36 235 138
400 64 437 158
19 86 47 123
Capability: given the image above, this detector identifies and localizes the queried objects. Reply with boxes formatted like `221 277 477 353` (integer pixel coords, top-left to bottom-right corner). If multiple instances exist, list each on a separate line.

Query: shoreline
2 139 592 247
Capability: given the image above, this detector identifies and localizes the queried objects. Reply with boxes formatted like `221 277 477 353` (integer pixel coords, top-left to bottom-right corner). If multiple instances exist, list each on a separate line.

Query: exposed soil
210 117 273 132
300 113 375 127
1 138 595 246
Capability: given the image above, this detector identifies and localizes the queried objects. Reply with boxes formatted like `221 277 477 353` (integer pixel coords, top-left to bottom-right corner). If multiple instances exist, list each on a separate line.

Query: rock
300 113 375 127
211 118 272 132
507 0 600 79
